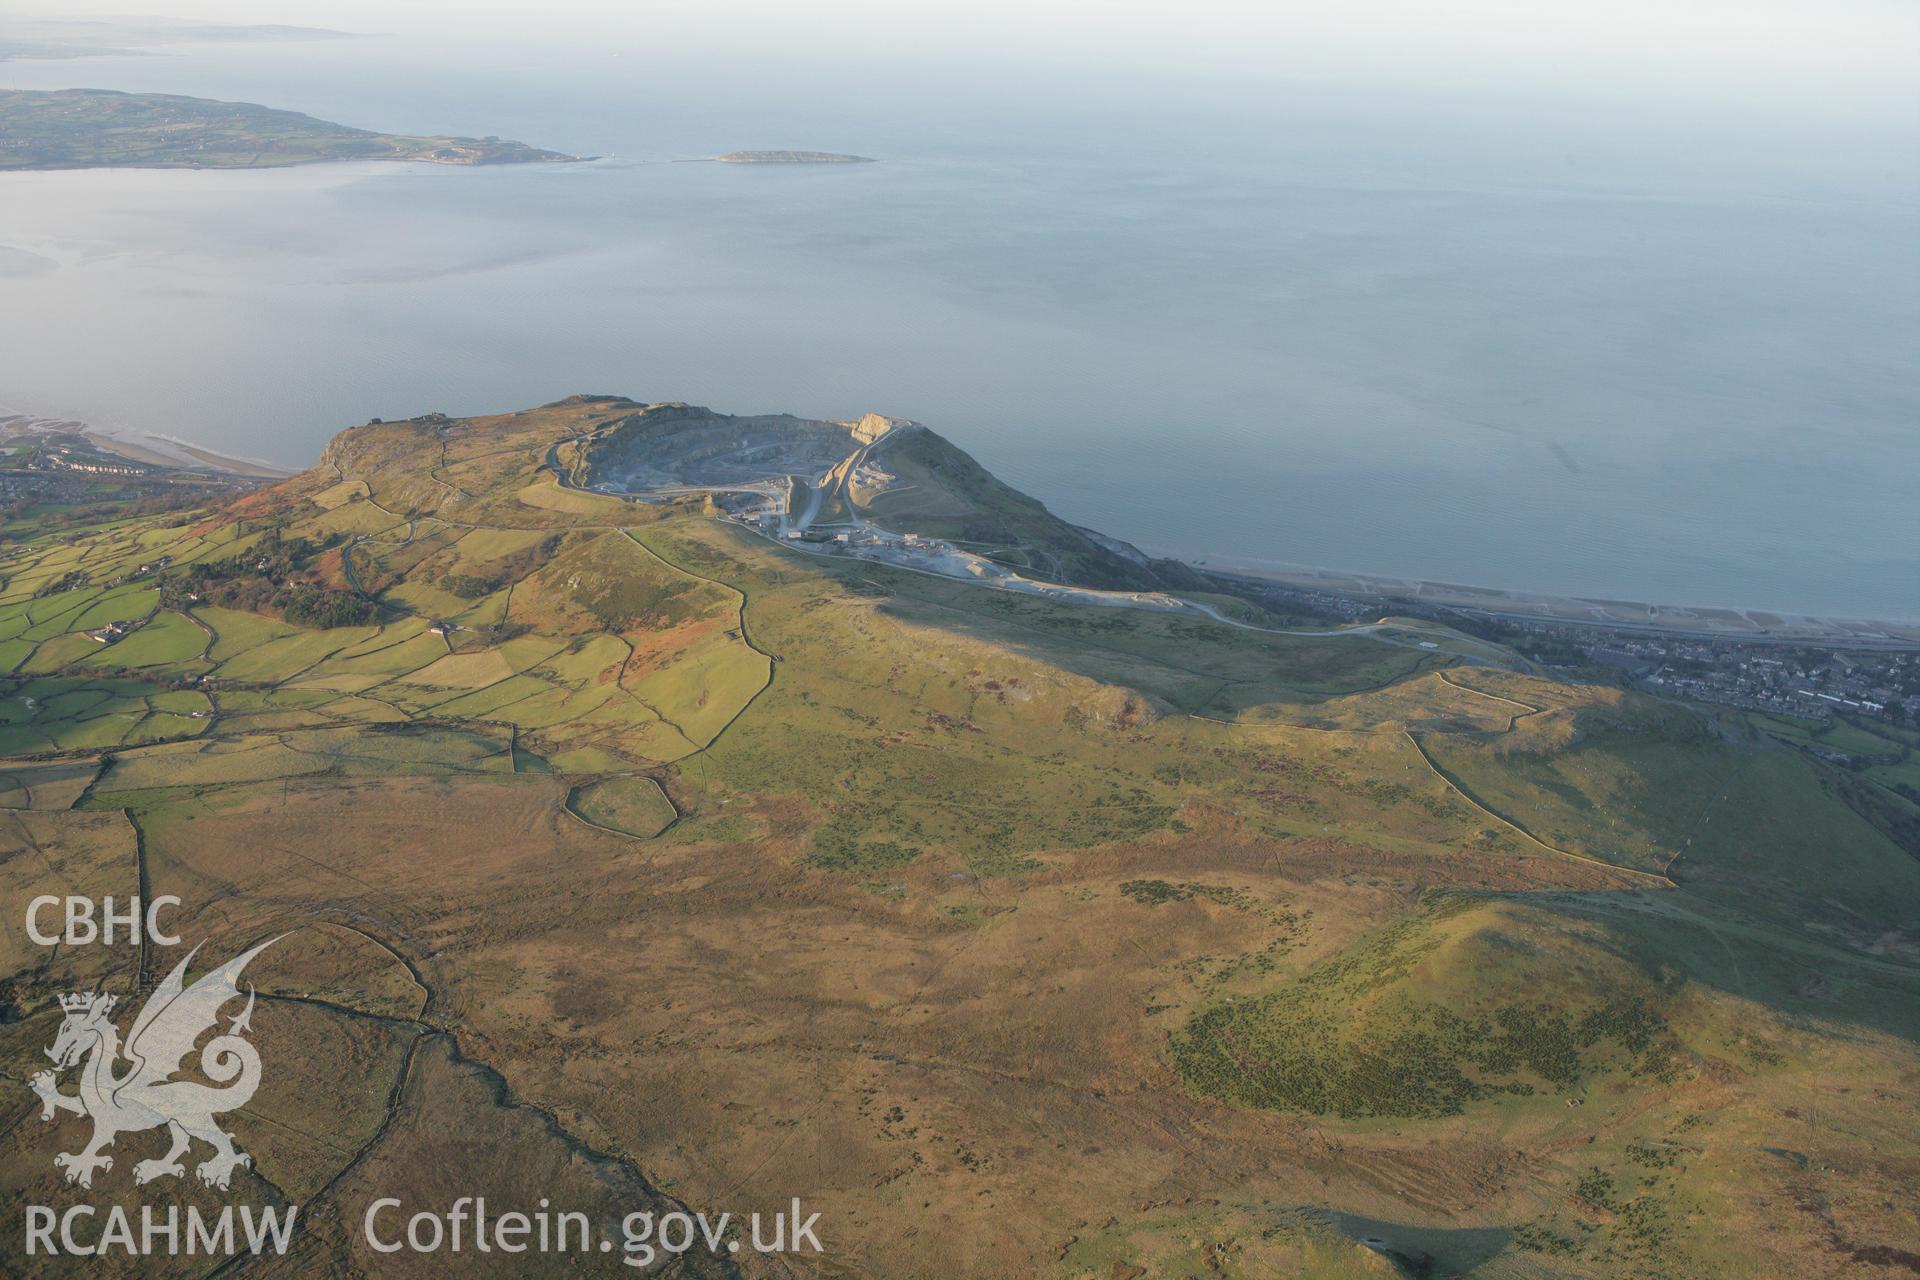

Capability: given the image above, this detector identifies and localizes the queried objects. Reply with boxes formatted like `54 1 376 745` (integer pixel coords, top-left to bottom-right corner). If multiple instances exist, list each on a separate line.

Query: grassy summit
1 397 1916 1277
0 88 578 170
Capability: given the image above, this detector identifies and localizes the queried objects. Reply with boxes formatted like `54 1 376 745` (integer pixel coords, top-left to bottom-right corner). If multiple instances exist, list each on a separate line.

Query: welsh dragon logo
29 938 278 1191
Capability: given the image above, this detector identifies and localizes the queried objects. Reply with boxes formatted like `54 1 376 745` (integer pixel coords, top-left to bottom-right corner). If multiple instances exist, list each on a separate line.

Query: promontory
0 88 580 170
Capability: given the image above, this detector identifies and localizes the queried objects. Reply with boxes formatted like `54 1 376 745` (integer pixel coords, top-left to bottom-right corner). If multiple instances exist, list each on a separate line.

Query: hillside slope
2 397 1916 1278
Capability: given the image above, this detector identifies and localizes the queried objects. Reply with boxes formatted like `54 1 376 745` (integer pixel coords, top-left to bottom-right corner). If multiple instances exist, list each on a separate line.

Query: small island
0 89 580 171
713 150 874 164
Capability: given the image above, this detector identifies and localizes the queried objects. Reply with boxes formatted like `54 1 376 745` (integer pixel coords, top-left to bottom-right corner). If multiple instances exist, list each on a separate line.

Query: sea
3 24 1916 619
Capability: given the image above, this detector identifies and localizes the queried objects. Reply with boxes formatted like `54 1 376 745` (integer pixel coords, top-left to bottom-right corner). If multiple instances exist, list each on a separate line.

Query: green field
567 774 678 838
1751 710 1908 758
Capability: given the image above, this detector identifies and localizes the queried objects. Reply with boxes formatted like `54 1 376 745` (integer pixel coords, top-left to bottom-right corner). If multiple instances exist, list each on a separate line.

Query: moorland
1 397 1916 1278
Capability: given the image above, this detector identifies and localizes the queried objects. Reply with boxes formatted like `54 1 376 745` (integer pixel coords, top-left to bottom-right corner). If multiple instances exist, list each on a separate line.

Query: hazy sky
17 1 1919 112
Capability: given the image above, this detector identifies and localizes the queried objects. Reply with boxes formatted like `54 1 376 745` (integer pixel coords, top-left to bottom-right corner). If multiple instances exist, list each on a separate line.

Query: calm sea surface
3 33 1916 618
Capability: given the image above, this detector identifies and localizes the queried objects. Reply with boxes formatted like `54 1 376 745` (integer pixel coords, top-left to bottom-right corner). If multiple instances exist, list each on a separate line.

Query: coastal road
1183 600 1515 664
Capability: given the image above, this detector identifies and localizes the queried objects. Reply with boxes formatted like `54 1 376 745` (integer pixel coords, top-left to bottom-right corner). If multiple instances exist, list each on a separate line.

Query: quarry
566 403 1205 615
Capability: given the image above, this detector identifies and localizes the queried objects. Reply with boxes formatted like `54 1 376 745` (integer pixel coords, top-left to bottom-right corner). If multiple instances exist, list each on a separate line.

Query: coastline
0 410 294 478
133 435 294 478
0 154 589 174
1184 557 1920 648
0 88 585 172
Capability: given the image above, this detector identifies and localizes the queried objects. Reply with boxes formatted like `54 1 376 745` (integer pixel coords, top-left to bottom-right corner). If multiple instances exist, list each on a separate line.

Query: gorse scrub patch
441 573 499 599
807 831 922 872
1121 878 1231 905
161 526 376 628
1170 896 1689 1118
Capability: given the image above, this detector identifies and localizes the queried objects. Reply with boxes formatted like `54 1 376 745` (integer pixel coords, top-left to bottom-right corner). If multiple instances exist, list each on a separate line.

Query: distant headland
0 89 582 171
711 150 875 165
